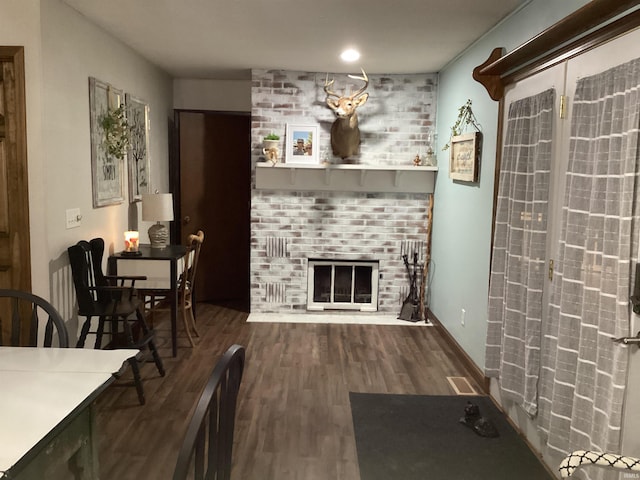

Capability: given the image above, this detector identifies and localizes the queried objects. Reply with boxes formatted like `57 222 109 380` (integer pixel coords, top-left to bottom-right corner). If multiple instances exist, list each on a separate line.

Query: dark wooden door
0 47 31 344
174 111 250 308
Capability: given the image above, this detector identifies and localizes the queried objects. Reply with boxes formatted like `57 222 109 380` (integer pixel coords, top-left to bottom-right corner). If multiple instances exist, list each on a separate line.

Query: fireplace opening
307 259 379 311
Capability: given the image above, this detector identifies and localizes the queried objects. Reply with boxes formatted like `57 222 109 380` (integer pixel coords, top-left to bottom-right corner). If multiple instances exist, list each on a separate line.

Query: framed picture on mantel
449 131 481 183
285 124 319 165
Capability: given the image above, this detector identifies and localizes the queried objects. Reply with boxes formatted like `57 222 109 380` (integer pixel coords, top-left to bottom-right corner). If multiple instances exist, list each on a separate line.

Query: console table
109 244 188 357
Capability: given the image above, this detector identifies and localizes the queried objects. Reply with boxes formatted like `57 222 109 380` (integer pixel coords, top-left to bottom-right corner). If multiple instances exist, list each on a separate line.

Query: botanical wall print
89 77 126 207
126 94 151 202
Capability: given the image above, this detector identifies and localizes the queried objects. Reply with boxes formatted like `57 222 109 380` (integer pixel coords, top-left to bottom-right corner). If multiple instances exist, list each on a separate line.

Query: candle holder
123 231 142 256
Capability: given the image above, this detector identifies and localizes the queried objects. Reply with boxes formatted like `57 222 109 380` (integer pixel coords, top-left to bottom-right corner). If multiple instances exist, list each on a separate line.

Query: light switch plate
66 208 82 229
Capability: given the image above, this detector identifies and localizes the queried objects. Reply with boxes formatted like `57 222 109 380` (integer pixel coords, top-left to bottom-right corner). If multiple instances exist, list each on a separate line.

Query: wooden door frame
0 46 31 292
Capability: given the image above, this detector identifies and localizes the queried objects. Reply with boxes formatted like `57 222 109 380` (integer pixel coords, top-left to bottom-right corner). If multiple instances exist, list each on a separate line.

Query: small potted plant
263 133 280 148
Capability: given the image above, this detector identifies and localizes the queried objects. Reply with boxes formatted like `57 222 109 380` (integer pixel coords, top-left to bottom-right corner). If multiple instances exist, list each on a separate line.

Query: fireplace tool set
398 252 423 322
399 194 434 323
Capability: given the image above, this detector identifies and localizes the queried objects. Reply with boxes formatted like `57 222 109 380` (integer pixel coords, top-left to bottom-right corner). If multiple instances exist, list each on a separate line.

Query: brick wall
250 69 437 314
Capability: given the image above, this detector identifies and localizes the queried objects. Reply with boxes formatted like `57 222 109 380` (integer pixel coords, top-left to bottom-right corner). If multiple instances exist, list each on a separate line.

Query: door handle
613 332 640 345
184 215 191 224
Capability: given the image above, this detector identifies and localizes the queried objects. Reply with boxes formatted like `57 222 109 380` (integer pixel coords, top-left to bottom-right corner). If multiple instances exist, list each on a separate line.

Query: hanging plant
443 99 481 150
99 103 130 160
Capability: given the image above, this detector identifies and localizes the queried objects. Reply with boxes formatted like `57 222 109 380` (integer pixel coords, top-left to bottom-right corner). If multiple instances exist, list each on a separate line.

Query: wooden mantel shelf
255 163 438 194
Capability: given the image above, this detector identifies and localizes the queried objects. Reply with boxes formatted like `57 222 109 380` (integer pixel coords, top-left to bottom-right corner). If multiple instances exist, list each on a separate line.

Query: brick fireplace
250 69 437 315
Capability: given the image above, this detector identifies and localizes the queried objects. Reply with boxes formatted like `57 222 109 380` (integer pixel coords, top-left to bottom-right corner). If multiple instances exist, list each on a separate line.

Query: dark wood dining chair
143 230 204 347
67 238 165 404
0 289 69 347
173 344 246 480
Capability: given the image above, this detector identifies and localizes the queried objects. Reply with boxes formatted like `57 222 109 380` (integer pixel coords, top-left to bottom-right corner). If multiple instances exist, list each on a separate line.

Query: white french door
562 26 640 458
492 25 640 467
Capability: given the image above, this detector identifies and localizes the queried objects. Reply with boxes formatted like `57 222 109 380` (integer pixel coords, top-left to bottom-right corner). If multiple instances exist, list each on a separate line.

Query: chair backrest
0 289 69 347
173 344 245 480
68 238 110 313
181 230 204 299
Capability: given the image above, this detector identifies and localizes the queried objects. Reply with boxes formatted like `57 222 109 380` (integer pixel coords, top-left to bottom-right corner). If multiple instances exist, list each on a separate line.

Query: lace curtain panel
485 88 555 416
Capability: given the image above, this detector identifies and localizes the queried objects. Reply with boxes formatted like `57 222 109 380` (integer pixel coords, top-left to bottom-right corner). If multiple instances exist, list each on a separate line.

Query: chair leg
135 308 165 377
122 315 137 346
149 338 166 377
187 300 200 338
95 317 106 349
181 306 196 347
128 357 145 405
76 317 92 348
146 293 156 328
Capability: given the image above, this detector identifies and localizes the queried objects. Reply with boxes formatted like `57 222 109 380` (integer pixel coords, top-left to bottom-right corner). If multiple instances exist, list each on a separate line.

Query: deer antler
324 73 341 99
347 68 369 99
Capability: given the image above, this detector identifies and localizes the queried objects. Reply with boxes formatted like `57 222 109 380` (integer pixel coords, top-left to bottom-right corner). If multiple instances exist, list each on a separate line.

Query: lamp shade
142 193 174 248
142 193 174 222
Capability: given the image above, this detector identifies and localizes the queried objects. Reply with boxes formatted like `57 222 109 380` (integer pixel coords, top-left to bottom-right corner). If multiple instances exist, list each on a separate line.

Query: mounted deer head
324 69 369 159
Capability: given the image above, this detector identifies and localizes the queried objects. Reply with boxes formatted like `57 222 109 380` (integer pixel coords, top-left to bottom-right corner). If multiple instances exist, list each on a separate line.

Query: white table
0 347 138 479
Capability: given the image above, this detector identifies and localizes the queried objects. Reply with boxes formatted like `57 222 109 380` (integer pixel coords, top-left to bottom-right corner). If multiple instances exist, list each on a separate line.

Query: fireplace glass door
308 260 378 311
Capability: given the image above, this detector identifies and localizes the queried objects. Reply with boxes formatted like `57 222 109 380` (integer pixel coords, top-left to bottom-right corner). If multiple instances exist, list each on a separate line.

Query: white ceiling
62 0 528 80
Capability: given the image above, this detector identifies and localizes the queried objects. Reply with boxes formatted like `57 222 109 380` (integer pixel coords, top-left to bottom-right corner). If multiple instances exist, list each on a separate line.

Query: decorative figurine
263 146 279 165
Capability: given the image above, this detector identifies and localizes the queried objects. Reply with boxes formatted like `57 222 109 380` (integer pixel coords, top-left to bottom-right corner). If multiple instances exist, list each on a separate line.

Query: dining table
0 346 138 479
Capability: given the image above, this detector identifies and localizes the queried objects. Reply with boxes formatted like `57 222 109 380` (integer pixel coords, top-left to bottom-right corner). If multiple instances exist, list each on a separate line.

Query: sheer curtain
538 57 640 479
486 89 555 416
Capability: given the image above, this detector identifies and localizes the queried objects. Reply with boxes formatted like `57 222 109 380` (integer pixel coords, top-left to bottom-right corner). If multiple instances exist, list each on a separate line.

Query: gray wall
1 0 174 340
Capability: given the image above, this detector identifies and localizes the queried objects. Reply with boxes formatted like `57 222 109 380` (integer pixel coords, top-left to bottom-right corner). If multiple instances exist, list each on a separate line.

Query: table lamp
142 193 174 248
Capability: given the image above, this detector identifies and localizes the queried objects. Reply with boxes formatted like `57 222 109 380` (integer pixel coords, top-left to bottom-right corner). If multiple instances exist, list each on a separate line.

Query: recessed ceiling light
340 49 360 63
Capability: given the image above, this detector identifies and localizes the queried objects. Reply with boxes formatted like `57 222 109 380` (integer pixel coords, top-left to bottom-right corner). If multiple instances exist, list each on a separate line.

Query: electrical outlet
66 208 82 229
460 308 466 326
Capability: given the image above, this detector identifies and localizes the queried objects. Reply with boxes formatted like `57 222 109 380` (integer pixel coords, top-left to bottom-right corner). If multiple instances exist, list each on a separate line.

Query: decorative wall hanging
449 131 481 182
285 124 319 165
323 69 369 159
443 99 481 151
89 77 126 207
125 93 151 202
444 99 481 183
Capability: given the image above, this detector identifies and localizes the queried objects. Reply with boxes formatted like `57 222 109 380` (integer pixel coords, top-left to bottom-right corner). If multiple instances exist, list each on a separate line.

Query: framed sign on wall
449 131 481 183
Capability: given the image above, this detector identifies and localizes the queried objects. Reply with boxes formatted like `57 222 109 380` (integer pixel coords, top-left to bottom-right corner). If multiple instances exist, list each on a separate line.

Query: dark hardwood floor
95 303 481 480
